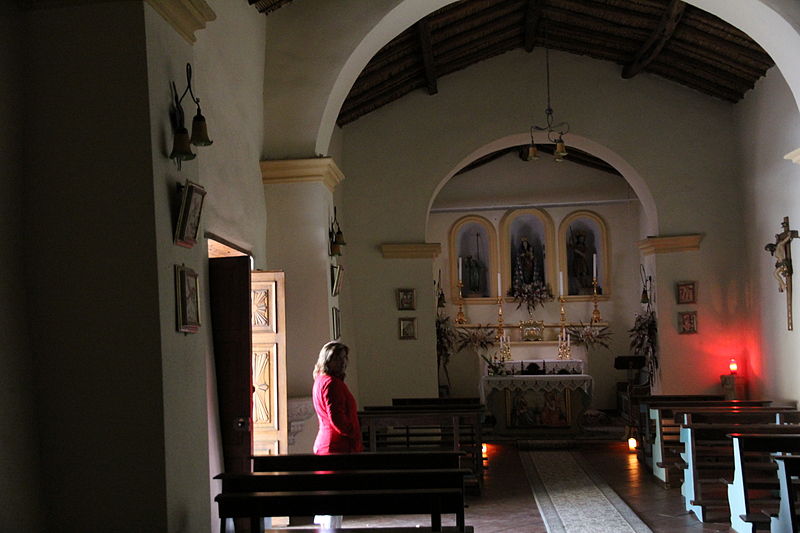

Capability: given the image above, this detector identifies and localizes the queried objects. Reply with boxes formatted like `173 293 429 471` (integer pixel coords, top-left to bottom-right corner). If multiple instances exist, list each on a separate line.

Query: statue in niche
519 237 536 284
568 230 593 294
464 255 483 295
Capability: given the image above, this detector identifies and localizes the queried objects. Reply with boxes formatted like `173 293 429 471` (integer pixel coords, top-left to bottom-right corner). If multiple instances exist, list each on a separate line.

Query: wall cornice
380 243 442 259
261 158 345 192
637 234 703 255
145 0 216 44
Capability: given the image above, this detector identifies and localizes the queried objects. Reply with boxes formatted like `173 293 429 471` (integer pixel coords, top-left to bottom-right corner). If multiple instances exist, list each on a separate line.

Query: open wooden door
210 258 287 475
250 270 288 455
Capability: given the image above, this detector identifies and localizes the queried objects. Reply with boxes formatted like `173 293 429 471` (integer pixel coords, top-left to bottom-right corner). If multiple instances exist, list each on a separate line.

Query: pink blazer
312 374 363 454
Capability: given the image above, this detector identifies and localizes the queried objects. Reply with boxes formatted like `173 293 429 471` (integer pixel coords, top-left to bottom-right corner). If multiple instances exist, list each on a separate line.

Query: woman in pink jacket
312 342 362 528
312 341 363 454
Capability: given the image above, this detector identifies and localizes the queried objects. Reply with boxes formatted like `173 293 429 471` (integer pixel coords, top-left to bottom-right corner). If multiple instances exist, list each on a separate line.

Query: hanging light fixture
329 207 346 256
530 36 570 162
170 63 213 170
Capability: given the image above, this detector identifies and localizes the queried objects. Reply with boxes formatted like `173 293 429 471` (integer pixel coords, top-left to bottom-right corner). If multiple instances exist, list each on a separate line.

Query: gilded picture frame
396 288 416 310
678 311 697 334
175 264 200 333
676 281 697 304
399 317 417 339
174 180 207 248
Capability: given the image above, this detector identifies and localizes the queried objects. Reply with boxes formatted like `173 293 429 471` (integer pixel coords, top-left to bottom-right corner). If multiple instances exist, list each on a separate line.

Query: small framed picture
396 288 416 310
676 281 697 304
399 317 417 340
678 311 697 334
175 264 200 333
332 307 341 340
175 180 207 248
331 265 344 297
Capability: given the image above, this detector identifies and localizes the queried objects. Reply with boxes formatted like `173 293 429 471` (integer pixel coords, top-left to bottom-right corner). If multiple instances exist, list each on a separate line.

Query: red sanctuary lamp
729 358 738 374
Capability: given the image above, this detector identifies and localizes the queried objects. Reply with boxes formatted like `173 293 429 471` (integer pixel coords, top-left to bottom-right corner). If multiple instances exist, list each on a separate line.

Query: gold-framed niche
449 215 498 304
558 210 610 301
499 208 557 301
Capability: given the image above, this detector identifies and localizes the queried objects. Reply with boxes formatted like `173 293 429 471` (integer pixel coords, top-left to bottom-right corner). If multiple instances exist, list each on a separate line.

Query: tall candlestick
458 257 462 282
497 272 502 296
593 254 597 278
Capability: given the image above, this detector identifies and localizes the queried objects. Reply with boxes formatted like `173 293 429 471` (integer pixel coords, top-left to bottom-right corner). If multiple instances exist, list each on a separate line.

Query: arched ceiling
251 0 774 127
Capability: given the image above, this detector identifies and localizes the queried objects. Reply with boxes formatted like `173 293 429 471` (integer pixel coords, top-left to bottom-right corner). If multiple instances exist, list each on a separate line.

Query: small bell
522 144 539 161
640 287 650 305
333 228 346 246
170 127 196 165
190 107 213 146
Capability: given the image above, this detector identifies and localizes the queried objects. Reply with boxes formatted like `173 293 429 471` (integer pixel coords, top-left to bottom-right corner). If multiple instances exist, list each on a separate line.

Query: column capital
637 234 703 255
785 147 800 165
145 0 216 44
261 157 345 192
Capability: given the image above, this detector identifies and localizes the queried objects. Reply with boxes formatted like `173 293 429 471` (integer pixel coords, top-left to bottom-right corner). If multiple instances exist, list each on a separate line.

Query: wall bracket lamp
329 207 346 256
170 63 213 170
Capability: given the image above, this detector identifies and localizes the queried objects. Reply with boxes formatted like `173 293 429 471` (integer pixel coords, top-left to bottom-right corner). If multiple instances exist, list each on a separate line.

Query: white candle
458 257 462 282
593 254 597 278
497 272 502 296
559 271 564 296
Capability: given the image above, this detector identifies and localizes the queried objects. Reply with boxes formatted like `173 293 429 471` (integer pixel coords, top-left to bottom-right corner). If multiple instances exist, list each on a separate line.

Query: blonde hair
313 342 349 379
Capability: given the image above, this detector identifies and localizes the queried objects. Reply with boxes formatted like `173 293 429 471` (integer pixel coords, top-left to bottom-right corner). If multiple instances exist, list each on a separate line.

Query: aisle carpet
521 450 653 533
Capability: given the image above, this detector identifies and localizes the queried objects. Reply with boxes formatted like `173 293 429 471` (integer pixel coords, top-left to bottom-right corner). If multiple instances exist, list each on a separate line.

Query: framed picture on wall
676 281 697 304
174 180 207 248
678 311 697 334
175 264 200 333
399 317 417 339
396 288 416 310
331 265 344 297
332 306 341 340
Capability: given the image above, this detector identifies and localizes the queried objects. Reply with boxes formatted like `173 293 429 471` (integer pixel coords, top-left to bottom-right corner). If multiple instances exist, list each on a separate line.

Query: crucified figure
765 216 798 330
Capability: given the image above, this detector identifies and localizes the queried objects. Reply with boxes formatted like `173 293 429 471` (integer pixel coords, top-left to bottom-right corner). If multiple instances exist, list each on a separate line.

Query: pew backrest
251 451 463 472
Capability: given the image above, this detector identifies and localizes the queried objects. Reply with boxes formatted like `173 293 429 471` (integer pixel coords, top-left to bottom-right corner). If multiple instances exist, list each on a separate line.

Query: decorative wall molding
380 243 442 259
637 234 703 255
261 157 345 192
287 397 314 446
145 0 216 44
785 147 800 165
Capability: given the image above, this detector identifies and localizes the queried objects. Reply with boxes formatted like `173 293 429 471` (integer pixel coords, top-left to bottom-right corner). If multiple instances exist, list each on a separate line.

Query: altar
480 372 593 436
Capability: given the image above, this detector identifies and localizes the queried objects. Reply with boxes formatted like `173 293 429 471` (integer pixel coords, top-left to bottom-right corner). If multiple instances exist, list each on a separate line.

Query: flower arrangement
567 322 613 350
454 326 503 375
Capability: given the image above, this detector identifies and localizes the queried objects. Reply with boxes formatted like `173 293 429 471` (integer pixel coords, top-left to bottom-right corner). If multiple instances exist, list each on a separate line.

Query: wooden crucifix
765 216 799 330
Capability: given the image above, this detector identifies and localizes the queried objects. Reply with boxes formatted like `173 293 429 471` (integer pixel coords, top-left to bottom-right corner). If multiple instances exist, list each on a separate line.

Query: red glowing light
729 358 738 374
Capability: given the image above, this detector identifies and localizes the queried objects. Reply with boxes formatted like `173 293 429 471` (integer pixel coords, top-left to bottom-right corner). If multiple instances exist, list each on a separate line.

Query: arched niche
558 210 610 300
448 215 498 303
499 208 556 300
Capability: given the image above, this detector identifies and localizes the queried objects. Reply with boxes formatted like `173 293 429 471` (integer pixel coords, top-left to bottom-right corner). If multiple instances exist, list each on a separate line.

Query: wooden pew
359 406 484 491
680 423 800 523
645 401 777 485
251 451 463 472
727 433 800 533
392 397 481 407
633 395 726 467
771 455 800 533
228 450 469 531
215 468 470 532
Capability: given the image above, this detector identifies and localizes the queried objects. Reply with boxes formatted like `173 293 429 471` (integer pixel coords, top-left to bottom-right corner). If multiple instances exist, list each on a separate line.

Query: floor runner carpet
521 450 653 533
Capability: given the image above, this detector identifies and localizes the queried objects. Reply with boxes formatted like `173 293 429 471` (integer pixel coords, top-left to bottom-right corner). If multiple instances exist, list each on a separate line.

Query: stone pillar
262 158 345 398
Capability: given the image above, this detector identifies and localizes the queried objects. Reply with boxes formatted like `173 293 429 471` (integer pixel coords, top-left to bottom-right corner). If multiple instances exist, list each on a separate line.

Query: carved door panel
251 271 288 455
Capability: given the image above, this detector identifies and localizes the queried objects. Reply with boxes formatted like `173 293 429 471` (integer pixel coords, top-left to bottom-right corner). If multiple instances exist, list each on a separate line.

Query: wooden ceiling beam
523 0 544 52
622 0 685 79
417 20 439 95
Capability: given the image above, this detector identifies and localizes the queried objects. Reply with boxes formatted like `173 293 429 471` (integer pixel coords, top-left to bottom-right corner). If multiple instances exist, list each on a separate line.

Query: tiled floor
336 440 735 533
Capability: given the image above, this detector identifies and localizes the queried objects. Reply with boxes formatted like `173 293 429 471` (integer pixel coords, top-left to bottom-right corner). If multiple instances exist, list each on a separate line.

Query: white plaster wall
428 154 643 409
737 66 800 404
25 4 168 530
145 2 268 531
264 181 334 397
341 47 746 403
0 4 42 531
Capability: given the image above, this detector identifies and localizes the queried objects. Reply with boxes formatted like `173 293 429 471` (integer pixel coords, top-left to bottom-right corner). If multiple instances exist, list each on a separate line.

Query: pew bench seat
215 487 466 532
